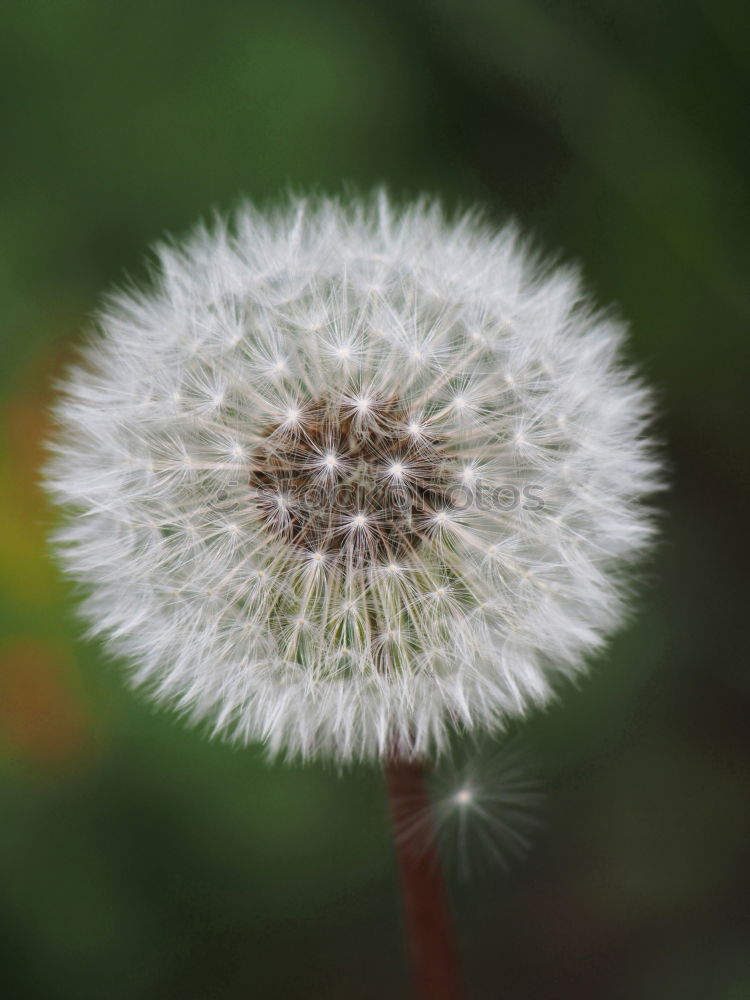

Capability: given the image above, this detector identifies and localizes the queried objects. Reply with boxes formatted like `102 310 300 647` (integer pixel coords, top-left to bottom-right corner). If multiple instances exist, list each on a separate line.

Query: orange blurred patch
4 338 76 517
0 338 79 606
0 637 94 771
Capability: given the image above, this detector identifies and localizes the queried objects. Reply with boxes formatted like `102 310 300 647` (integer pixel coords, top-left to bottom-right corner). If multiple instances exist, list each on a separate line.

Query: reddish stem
384 757 464 1000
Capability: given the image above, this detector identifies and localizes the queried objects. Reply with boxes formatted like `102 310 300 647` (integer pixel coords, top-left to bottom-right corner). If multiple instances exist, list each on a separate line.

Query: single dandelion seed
390 737 544 883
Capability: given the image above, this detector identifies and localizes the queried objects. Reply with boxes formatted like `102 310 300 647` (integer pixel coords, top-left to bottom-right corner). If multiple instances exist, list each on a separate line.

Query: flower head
44 193 660 761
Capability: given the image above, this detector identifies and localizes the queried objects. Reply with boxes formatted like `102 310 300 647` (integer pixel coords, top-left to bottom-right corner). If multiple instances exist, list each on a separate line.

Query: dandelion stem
385 757 464 1000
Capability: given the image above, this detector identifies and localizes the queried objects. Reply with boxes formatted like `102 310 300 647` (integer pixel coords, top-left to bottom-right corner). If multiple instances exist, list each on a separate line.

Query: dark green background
1 2 748 997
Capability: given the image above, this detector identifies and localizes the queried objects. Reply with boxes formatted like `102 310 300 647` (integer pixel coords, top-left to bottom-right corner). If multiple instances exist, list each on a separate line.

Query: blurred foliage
0 1 748 997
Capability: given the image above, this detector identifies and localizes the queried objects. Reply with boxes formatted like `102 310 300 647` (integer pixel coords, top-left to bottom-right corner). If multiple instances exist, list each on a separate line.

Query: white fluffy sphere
44 193 660 761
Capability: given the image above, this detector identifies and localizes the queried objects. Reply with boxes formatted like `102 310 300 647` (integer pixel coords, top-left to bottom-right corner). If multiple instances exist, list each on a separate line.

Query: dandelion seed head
43 192 661 761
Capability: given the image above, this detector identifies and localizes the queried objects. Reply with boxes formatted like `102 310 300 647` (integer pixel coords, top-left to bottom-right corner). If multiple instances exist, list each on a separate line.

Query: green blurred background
1 2 748 997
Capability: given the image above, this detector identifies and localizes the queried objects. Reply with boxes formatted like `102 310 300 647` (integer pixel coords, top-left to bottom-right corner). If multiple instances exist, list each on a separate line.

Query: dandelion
44 192 661 998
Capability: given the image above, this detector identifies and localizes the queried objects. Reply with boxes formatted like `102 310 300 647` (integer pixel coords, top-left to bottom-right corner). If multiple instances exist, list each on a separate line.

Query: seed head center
249 397 453 565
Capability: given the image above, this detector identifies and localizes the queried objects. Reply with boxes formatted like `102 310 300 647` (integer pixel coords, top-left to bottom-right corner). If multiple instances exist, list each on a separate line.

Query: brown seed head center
249 397 453 565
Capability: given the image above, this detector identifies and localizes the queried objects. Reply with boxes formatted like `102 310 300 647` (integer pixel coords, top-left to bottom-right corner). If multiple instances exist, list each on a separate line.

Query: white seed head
43 192 661 762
